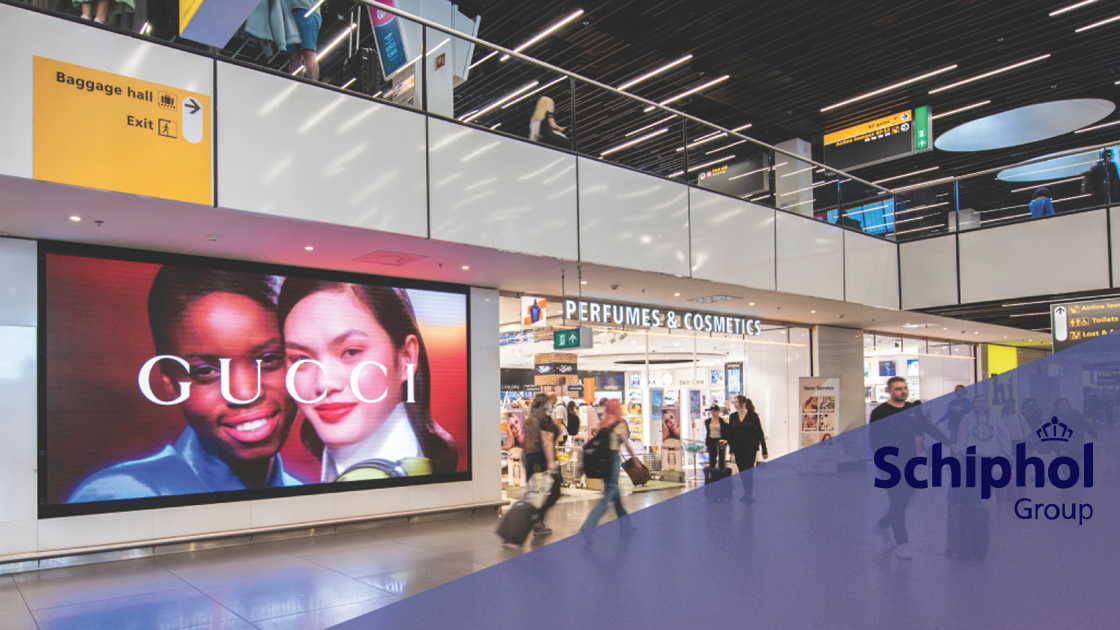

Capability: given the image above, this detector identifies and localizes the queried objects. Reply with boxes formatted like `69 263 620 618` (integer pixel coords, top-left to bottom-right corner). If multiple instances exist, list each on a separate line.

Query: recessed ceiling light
810 310 817 314
69 216 81 222
974 332 981 335
304 246 314 251
581 280 588 285
462 265 470 270
674 292 681 297
748 302 756 306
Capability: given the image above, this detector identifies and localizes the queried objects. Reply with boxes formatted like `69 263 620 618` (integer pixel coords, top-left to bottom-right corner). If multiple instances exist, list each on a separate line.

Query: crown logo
1037 416 1073 442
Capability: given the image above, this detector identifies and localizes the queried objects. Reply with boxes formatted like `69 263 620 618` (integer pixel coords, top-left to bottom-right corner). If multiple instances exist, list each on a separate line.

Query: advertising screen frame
37 241 473 519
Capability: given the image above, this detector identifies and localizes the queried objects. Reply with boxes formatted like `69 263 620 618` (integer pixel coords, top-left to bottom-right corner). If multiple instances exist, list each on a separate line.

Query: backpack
566 409 580 437
583 428 613 479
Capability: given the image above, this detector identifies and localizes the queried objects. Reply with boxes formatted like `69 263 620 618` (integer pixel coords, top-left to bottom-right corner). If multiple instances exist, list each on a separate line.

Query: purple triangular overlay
334 332 1120 629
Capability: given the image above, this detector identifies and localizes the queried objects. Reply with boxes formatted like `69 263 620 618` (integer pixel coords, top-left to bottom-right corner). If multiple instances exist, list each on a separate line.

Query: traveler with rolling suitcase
948 394 1007 559
728 396 768 503
497 473 553 545
521 394 562 539
870 377 950 560
580 400 637 532
704 403 730 474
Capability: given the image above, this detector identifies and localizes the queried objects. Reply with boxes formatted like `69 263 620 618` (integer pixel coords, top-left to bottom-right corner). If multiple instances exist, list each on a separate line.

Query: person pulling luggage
580 400 637 533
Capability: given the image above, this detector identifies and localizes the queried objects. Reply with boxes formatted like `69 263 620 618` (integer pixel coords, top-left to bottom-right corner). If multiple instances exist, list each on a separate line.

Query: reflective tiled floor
4 484 688 629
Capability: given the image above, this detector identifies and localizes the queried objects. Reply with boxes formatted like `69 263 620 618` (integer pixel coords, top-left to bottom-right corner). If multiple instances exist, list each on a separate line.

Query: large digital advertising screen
40 244 470 518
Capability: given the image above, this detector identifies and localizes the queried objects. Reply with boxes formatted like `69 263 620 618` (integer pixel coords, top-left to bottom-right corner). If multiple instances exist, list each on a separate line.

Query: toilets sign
564 299 762 336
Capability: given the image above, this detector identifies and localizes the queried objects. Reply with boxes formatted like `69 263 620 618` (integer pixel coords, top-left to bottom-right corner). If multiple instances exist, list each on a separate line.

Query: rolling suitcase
703 447 733 500
948 502 989 559
497 474 551 545
497 500 538 545
622 457 651 486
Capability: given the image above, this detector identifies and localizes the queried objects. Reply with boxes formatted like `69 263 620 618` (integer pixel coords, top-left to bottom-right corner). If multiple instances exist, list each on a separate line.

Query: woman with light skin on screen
277 279 456 481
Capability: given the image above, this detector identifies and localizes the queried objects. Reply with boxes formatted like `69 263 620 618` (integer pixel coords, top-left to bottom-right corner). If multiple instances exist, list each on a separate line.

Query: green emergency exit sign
554 326 593 350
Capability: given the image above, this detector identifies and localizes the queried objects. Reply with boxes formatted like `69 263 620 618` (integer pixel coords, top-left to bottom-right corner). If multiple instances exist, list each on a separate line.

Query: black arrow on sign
185 98 200 115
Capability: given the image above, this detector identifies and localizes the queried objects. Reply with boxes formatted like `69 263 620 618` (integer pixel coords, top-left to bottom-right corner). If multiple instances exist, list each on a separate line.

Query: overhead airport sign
1052 299 1120 352
33 57 212 205
823 106 931 171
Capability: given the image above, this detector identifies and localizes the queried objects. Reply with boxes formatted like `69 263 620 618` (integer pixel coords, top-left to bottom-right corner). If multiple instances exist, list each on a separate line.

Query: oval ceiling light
997 146 1117 182
935 99 1115 152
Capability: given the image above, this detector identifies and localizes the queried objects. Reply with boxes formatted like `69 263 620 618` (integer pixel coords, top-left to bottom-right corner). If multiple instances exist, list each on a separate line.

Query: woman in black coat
729 396 768 502
704 404 730 470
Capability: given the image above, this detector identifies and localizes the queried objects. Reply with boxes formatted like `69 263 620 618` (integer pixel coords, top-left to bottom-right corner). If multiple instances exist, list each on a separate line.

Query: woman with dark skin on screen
68 267 301 503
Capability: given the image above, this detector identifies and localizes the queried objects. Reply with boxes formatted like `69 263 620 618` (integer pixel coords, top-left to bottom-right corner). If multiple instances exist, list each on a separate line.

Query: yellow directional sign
33 56 211 205
824 110 912 146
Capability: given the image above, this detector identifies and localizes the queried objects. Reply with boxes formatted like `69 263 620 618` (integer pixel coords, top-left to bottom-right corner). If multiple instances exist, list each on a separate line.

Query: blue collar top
67 426 301 504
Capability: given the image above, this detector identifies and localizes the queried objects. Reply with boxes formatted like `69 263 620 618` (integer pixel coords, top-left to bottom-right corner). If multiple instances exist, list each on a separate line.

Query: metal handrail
358 0 893 195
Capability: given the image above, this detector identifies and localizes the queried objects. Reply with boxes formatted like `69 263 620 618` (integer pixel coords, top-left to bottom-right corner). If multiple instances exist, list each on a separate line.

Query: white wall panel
334 487 409 520
216 63 427 237
249 494 337 529
689 189 776 290
0 327 36 526
39 511 154 551
900 235 958 309
0 239 37 327
151 503 252 540
959 211 1109 303
579 158 690 277
428 119 577 259
844 231 899 310
470 288 502 503
775 212 844 301
0 5 214 180
407 481 474 511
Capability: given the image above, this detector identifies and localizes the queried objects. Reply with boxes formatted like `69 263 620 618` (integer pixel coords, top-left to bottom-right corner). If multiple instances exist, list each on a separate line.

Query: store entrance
498 296 811 489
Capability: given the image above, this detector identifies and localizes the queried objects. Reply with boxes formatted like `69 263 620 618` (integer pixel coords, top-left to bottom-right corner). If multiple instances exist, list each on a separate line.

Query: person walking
523 394 561 538
580 400 636 532
1029 187 1055 218
704 403 730 473
528 97 569 149
728 396 768 503
870 377 948 559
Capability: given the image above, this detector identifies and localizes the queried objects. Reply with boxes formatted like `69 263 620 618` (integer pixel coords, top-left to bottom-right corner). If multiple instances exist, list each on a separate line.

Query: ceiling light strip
600 127 670 156
1051 0 1099 16
1009 176 1083 193
1076 12 1120 32
617 54 694 91
468 50 498 70
460 81 540 122
643 75 730 112
929 55 1051 94
1075 119 1120 134
500 10 585 61
675 132 728 152
501 76 567 109
930 100 991 120
625 115 677 137
821 64 958 112
872 166 941 184
706 139 748 155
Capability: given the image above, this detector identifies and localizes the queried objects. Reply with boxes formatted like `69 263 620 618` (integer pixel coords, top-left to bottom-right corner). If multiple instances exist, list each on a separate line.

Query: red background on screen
44 254 469 505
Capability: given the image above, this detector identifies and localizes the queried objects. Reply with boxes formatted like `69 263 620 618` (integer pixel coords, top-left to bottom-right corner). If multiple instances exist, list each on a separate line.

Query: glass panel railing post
953 179 961 234
681 119 690 184
568 75 578 153
421 25 428 113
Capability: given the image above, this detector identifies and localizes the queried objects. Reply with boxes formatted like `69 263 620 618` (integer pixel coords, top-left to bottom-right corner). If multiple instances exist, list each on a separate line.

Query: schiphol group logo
874 415 1094 525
